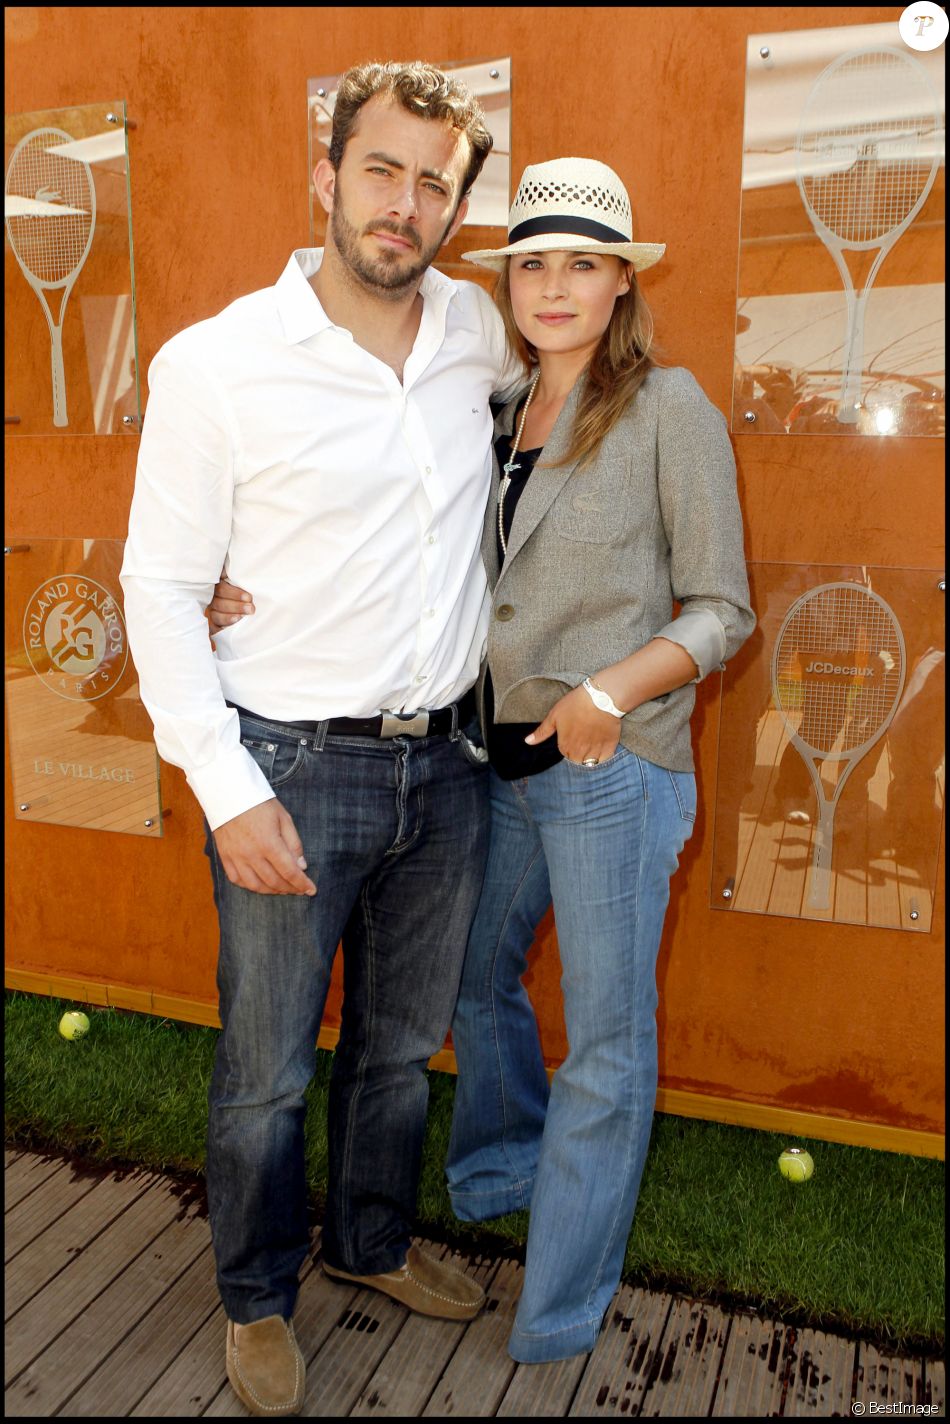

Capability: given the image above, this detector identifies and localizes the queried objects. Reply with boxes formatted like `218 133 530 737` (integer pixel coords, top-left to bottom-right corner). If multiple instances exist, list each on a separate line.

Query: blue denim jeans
204 710 489 1324
446 748 696 1362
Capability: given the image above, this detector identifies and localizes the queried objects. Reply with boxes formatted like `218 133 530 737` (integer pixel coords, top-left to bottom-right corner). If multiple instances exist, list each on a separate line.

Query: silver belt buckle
379 709 431 738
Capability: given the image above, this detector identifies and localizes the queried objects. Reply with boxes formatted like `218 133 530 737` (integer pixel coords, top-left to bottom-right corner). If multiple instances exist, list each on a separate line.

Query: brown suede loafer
322 1244 485 1320
226 1315 305 1416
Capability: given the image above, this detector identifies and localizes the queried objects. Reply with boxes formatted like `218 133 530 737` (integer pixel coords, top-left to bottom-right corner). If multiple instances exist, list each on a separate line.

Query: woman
207 157 754 1365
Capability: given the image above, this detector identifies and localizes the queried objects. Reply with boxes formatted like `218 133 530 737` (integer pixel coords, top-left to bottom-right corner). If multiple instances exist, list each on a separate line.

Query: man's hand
525 685 622 765
213 800 317 896
206 575 255 633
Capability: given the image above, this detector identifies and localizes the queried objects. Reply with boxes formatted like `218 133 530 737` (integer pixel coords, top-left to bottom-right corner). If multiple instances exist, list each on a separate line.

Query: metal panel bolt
722 878 735 900
743 411 756 424
759 46 770 59
19 803 30 812
106 112 119 123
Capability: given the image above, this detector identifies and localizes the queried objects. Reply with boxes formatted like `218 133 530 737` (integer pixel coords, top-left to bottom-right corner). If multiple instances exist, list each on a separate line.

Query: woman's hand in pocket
525 685 621 765
206 574 255 633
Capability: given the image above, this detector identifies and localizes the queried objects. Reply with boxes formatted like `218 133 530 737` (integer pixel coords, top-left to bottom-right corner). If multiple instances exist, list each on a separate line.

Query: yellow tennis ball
778 1147 815 1182
58 1010 90 1041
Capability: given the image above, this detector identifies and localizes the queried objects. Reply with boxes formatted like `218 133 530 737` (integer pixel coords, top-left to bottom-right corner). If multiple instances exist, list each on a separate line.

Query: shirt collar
276 247 457 346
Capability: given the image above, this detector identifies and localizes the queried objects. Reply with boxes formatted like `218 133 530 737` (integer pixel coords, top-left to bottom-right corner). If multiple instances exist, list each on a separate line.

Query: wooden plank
6 672 162 835
130 1305 229 1417
764 816 810 920
864 742 903 930
55 1244 219 1417
5 1162 102 1263
5 1167 156 1321
855 1342 927 1408
496 1355 588 1417
831 789 869 927
732 711 790 914
290 1287 408 1418
6 1193 211 1416
351 1243 504 1417
924 1358 945 1413
4 1151 69 1212
5 1147 24 1170
733 810 781 915
421 1257 523 1416
638 1297 731 1416
722 709 786 898
567 1285 672 1417
866 853 903 932
781 1327 855 1416
710 1313 790 1417
4 1174 181 1383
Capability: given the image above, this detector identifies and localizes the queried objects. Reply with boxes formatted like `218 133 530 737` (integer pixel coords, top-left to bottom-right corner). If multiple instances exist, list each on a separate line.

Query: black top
484 427 564 781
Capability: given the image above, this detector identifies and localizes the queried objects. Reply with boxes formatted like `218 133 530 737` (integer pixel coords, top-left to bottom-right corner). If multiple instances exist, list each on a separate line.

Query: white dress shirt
120 250 524 830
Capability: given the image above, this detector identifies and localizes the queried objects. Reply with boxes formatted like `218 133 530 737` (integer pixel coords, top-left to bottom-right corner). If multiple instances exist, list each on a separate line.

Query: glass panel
734 24 945 436
5 538 162 836
5 101 140 435
711 564 944 931
307 58 511 262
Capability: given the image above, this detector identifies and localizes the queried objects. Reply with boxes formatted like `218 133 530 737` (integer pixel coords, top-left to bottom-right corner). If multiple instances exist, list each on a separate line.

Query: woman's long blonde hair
493 259 659 468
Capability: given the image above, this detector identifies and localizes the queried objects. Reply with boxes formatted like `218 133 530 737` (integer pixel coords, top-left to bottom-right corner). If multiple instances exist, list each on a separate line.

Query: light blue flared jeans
446 747 695 1362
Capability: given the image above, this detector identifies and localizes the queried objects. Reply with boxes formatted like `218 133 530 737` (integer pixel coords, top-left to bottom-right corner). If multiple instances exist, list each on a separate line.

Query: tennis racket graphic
796 47 940 424
771 583 905 911
5 127 97 427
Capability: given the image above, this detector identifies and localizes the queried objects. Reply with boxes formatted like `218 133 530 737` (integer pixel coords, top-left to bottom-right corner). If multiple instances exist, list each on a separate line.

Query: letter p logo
899 1 948 49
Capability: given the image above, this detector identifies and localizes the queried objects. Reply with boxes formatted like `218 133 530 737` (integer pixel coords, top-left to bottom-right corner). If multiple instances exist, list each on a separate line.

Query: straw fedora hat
462 156 665 272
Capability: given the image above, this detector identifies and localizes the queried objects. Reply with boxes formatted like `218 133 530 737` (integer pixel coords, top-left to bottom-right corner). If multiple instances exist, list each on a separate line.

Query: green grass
4 991 944 1352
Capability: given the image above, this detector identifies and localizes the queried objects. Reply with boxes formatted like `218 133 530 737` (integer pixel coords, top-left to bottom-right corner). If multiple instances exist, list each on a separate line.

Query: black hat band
507 214 631 246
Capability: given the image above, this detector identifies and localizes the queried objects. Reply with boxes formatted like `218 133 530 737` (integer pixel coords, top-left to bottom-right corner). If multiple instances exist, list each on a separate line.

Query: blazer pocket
552 483 625 544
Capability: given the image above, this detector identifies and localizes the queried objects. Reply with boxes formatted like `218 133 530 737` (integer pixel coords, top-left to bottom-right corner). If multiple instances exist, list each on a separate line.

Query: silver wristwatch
582 676 625 718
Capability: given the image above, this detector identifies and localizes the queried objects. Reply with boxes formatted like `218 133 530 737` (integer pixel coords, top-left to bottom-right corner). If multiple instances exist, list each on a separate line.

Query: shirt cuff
652 609 727 683
186 743 277 832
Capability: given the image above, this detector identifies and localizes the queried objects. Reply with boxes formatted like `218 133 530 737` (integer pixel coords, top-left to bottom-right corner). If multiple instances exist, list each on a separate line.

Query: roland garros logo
23 575 128 701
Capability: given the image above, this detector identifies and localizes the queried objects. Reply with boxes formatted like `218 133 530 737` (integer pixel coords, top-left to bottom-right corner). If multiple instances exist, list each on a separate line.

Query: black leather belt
228 687 475 740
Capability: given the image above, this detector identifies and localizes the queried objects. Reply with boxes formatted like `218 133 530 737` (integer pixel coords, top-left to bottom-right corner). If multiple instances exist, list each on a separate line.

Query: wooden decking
725 709 939 933
5 1148 945 1418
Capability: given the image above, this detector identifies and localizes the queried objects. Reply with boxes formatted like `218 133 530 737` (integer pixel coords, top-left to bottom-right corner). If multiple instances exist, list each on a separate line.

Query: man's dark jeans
204 711 489 1324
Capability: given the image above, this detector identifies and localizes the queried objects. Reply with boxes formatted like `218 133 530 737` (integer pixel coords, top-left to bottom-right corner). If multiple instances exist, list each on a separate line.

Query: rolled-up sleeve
652 370 755 680
120 346 275 829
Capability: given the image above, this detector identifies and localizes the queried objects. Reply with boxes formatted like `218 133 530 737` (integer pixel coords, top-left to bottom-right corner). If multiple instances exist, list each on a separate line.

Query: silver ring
582 757 600 766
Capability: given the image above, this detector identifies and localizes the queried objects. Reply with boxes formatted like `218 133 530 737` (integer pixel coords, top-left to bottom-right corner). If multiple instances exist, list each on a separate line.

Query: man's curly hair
328 61 494 199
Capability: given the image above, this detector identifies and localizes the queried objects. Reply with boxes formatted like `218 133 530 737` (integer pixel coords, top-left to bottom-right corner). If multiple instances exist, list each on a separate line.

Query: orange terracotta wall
5 7 944 1143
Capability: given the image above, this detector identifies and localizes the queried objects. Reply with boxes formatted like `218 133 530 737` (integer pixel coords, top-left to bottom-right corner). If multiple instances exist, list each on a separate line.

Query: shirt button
427 534 436 545
425 465 432 475
495 604 515 622
426 608 436 618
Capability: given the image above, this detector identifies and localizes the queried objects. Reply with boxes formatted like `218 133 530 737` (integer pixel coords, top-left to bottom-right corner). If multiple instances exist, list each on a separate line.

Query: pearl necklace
497 372 541 558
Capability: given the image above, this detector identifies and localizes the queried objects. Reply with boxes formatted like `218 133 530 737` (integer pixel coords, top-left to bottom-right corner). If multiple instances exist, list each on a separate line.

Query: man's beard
329 188 454 296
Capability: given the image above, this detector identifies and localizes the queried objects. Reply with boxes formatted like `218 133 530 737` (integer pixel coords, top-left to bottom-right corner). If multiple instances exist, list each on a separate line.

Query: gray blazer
479 364 755 773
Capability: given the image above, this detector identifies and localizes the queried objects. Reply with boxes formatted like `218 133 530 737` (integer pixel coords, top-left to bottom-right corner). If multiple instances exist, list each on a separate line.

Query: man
121 61 522 1417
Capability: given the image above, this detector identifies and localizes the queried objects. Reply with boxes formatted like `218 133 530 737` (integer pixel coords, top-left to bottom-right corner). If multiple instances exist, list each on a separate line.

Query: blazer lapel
494 375 585 584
